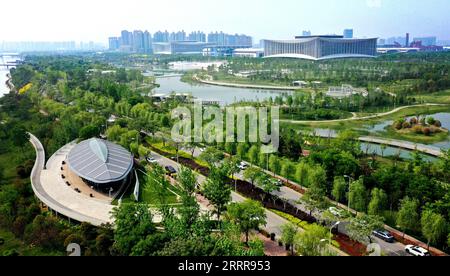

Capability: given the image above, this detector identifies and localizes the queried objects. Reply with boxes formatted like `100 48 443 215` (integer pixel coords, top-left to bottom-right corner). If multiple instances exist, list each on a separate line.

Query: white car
405 245 431 256
238 162 249 170
146 156 157 163
328 207 344 218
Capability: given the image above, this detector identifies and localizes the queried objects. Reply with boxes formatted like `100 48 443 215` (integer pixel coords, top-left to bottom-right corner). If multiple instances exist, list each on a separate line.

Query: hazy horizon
1 0 449 44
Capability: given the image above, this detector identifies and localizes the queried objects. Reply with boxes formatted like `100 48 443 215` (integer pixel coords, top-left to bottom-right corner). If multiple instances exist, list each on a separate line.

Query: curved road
29 133 114 226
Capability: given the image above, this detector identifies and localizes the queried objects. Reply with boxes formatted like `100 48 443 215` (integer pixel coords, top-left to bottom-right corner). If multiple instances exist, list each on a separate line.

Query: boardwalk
310 130 443 157
281 104 449 124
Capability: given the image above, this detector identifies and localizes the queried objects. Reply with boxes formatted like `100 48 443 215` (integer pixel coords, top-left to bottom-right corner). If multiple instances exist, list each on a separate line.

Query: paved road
178 148 408 256
149 151 289 238
151 150 348 256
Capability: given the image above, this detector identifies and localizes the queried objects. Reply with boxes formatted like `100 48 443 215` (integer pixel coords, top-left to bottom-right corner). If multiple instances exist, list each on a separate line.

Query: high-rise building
405 33 410 47
343 29 354 39
208 32 252 47
133 30 145 52
108 37 120 51
143 31 152 53
120 30 133 46
153 30 170 43
188 31 206 42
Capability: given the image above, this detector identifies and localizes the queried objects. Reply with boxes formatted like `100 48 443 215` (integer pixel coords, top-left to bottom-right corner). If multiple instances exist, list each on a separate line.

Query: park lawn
140 172 181 206
417 90 450 104
0 229 63 256
283 105 450 132
115 170 181 206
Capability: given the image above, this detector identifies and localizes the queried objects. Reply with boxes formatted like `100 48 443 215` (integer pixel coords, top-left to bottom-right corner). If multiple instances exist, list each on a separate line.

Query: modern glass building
67 138 134 190
263 35 377 60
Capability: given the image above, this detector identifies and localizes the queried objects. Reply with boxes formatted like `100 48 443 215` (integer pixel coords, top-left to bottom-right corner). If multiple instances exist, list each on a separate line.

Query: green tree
348 177 367 213
368 188 387 216
247 145 260 166
203 166 231 221
295 161 310 188
10 125 30 149
421 209 447 250
226 200 267 243
79 124 99 140
346 214 384 244
294 224 331 256
236 143 248 160
332 176 347 203
256 173 279 205
112 203 156 256
396 197 420 240
280 161 295 181
243 167 263 188
269 155 281 176
177 167 200 233
199 147 224 167
281 223 298 256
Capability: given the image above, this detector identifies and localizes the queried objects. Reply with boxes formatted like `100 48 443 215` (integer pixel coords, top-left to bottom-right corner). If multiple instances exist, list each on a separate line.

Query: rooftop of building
67 138 134 185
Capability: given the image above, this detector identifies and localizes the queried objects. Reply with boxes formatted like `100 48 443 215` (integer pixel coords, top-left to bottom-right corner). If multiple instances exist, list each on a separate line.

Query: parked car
272 179 284 187
146 156 157 163
372 229 395 243
238 162 249 170
328 207 344 218
405 245 431 256
165 166 177 175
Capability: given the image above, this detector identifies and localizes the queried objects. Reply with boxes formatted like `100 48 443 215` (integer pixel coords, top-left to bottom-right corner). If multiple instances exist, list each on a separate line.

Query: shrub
434 120 442 128
409 117 418 125
427 117 436 126
423 127 431 136
402 122 411 129
412 125 423 134
394 121 403 130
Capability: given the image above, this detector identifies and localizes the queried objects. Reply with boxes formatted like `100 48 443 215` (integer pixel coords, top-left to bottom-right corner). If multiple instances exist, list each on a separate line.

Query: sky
1 0 449 44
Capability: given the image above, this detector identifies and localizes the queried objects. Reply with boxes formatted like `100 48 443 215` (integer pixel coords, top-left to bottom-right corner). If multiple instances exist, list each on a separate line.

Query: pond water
309 128 437 161
365 112 450 150
0 54 21 97
152 76 292 105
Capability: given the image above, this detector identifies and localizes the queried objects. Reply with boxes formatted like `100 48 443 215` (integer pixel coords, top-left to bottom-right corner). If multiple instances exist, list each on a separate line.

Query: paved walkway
29 134 114 226
193 75 295 91
310 130 443 157
281 103 448 124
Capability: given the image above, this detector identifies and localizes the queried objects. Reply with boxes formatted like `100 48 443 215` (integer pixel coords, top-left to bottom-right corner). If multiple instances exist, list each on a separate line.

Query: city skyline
1 0 449 44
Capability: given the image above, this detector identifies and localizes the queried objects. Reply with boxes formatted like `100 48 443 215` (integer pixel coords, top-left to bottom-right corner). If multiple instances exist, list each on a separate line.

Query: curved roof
264 54 376 61
67 138 133 184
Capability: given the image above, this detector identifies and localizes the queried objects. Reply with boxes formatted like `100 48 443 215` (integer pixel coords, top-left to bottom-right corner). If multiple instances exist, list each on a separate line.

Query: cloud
366 0 382 8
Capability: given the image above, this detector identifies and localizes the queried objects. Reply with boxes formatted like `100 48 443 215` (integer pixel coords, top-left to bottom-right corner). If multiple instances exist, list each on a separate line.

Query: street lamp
344 175 354 212
329 221 340 247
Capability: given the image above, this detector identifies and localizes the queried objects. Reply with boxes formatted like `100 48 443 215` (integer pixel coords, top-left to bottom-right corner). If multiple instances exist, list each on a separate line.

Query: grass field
417 90 450 104
117 170 181 206
283 105 450 132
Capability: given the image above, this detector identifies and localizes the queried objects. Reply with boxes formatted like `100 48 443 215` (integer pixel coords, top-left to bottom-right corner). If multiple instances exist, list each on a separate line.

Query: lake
366 112 450 150
0 54 21 97
153 76 292 105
